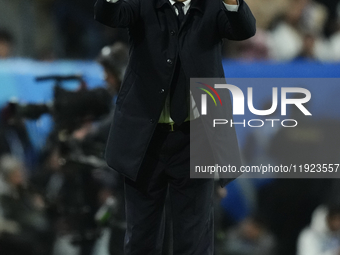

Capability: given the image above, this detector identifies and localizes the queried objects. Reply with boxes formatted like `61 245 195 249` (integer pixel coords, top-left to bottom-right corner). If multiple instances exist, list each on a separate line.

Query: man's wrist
223 0 239 12
223 0 238 5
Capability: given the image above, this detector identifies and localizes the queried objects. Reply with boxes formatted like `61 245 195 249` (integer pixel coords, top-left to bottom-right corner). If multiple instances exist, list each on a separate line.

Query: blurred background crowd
0 0 339 61
1 0 340 255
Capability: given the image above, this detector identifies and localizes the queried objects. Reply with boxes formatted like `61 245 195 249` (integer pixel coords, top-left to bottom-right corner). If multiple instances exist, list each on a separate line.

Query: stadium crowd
0 0 339 61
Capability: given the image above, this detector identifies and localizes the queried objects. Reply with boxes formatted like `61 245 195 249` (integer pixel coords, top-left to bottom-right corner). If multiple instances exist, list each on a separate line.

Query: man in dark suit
94 0 255 254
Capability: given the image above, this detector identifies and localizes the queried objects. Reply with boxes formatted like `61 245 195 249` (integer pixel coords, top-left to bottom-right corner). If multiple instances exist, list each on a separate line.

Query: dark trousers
124 119 215 255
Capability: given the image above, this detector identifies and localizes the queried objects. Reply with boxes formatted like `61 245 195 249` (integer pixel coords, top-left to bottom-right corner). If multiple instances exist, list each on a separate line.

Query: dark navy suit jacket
94 0 256 186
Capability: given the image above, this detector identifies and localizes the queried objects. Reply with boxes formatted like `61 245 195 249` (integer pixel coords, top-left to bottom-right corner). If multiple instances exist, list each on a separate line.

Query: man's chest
131 5 214 42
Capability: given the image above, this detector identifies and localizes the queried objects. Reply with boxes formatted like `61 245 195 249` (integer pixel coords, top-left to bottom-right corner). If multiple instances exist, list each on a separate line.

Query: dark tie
174 2 185 27
170 58 188 124
170 1 188 124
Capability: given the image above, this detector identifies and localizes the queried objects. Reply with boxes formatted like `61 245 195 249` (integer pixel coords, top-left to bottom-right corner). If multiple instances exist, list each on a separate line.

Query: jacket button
167 59 173 65
150 119 155 124
160 89 165 94
170 30 176 36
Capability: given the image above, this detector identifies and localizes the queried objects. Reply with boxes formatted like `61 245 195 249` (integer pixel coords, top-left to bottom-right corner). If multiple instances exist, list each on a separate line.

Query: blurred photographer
27 43 128 255
84 42 129 144
79 42 129 255
0 154 53 255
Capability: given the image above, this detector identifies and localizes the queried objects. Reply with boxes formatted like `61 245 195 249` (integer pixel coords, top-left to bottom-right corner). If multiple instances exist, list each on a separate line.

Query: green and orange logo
197 82 223 115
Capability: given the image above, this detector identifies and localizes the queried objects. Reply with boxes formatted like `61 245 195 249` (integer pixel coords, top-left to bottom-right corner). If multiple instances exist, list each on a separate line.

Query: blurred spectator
246 0 291 30
234 29 271 61
0 0 64 59
0 0 35 58
295 33 317 60
268 0 328 61
0 103 37 174
0 154 53 255
53 0 128 59
297 204 340 255
0 29 14 59
315 27 340 61
225 0 340 62
222 215 277 255
33 0 61 60
0 0 128 59
317 0 340 36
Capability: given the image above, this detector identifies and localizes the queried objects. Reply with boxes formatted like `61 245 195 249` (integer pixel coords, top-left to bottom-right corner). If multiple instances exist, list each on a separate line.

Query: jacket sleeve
217 0 256 40
94 0 140 28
